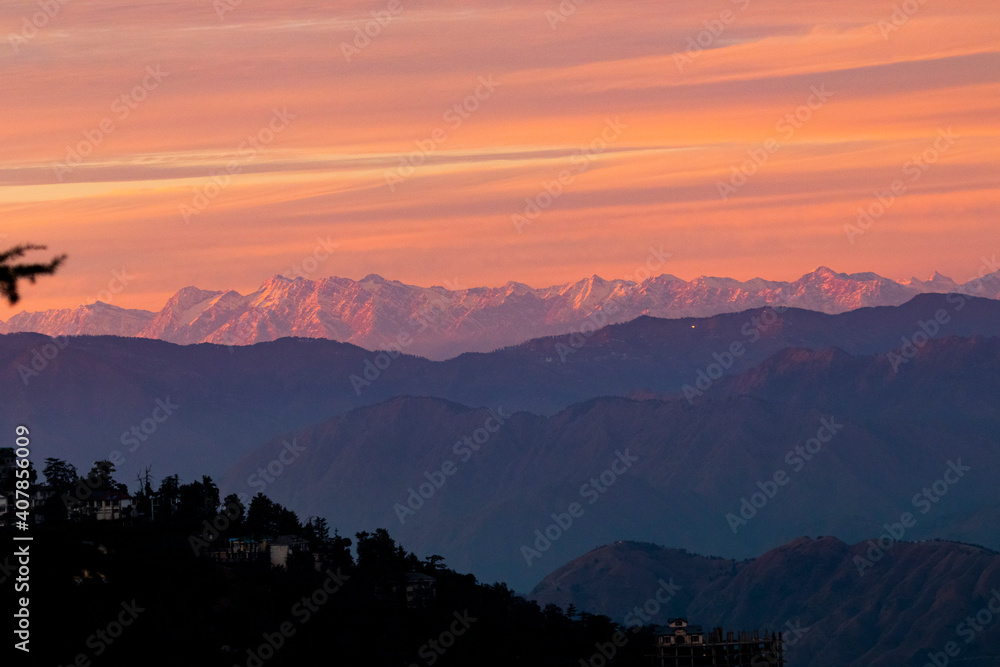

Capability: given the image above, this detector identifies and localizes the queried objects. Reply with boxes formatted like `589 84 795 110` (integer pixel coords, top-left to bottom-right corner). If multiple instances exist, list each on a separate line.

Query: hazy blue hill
3 294 1000 481
529 537 1000 667
220 335 1000 590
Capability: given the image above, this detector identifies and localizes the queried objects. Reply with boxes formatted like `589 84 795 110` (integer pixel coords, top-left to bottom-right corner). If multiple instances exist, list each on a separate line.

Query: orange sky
2 0 998 313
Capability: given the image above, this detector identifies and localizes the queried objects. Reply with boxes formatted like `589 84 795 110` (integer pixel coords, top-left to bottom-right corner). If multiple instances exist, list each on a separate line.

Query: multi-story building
0 447 52 525
82 491 135 521
209 537 269 564
655 618 784 666
208 535 313 569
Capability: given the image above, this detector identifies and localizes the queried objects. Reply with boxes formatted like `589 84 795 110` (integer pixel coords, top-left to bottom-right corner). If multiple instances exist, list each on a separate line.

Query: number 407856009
14 424 31 520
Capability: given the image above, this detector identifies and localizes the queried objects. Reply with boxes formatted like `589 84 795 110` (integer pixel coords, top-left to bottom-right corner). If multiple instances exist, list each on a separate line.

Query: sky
1 0 998 313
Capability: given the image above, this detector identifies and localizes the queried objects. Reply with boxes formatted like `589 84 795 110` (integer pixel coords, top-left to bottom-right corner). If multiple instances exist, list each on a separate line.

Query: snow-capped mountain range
3 266 998 359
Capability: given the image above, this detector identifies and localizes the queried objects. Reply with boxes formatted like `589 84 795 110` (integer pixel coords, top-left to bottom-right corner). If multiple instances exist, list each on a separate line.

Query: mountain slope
4 308 999 592
3 296 999 482
529 538 1000 667
218 336 1000 590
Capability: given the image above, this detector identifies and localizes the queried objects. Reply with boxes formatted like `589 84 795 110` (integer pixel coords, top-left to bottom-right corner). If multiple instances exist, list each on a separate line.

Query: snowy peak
691 275 744 289
3 268 998 359
166 286 225 311
0 301 154 337
808 266 843 279
928 270 954 284
562 275 620 309
144 286 227 339
923 271 959 289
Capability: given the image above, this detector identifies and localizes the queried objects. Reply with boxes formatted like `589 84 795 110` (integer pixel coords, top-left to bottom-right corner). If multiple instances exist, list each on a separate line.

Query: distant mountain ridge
528 538 1000 667
4 302 1000 593
3 266 999 359
218 334 1000 590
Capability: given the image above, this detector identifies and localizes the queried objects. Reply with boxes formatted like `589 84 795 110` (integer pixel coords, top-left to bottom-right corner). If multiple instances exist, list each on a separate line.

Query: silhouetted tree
355 528 408 578
177 475 220 523
157 474 180 520
132 466 156 518
0 244 66 305
246 492 300 536
42 457 76 491
13 459 667 666
83 459 126 493
326 529 354 572
40 457 77 522
221 492 246 533
543 603 571 630
303 516 329 547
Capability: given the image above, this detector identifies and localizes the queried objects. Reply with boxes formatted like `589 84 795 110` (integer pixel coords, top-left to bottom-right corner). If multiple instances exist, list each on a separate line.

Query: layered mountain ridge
4 266 999 359
528 538 1000 667
5 303 1000 590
